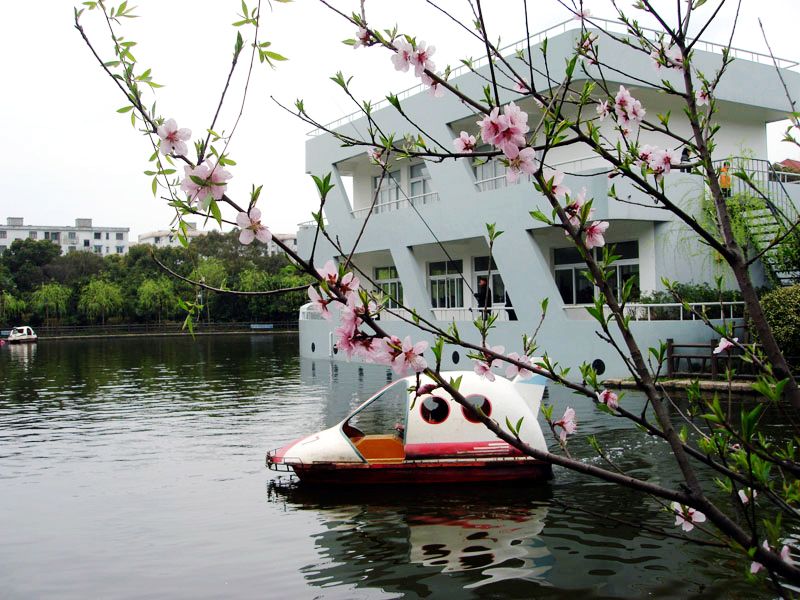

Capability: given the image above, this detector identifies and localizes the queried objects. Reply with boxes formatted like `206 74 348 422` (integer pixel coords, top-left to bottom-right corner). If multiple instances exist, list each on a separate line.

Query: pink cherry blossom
713 337 737 354
598 389 619 409
546 170 571 200
318 260 339 287
338 271 361 299
596 100 609 121
236 207 272 245
648 148 679 180
781 545 793 564
477 107 503 147
555 407 577 442
505 352 534 379
473 360 496 382
738 488 757 504
496 102 530 158
373 335 403 366
421 73 444 98
696 89 710 106
367 147 386 165
157 118 191 156
180 160 232 210
584 221 609 249
454 131 476 153
671 501 706 532
307 286 332 320
638 144 657 166
391 38 414 72
514 79 529 93
392 336 428 375
614 85 646 126
575 8 591 19
751 540 793 574
506 147 538 183
353 27 371 49
411 41 436 77
564 187 591 228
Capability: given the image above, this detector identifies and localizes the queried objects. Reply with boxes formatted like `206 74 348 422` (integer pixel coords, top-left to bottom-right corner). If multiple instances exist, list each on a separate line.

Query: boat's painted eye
420 396 450 424
462 394 491 423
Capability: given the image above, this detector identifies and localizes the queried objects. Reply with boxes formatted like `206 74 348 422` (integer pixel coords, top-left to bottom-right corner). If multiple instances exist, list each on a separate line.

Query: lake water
0 334 768 599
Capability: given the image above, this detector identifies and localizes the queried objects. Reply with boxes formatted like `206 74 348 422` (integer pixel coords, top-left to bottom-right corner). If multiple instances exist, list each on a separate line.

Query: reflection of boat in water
268 481 554 593
8 326 37 344
7 341 36 368
267 370 551 484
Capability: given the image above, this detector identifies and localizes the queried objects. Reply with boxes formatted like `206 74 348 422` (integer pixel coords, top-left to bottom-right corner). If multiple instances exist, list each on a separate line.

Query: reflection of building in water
299 358 395 428
267 482 553 595
7 342 36 369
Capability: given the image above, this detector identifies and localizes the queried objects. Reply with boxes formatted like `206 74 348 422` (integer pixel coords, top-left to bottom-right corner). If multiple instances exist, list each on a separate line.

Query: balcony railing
309 18 797 137
564 301 745 321
475 155 606 191
351 191 440 218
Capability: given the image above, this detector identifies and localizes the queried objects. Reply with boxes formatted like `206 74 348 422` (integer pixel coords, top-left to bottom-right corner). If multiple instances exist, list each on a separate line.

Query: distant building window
409 163 435 203
554 241 640 305
0 230 6 239
29 231 38 239
375 266 403 308
429 260 463 309
68 246 76 252
84 239 90 247
473 256 507 306
105 232 110 240
372 170 401 210
94 245 102 254
116 232 124 240
105 246 110 254
0 245 6 254
116 246 124 254
94 232 101 240
154 236 161 244
473 144 508 191
68 231 77 240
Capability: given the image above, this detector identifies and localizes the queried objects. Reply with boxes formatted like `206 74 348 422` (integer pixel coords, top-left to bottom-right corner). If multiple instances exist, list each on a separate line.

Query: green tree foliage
31 283 71 324
760 284 800 360
137 277 175 323
79 279 123 325
0 291 26 322
0 233 310 326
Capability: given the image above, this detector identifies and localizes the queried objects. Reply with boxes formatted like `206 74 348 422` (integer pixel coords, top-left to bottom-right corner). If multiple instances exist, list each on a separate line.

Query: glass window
462 395 492 423
473 256 506 305
409 163 435 203
105 232 109 240
68 246 76 252
345 380 408 439
372 170 401 212
94 232 101 240
0 231 6 239
374 266 403 308
83 239 90 247
116 232 124 240
428 260 463 308
29 231 38 239
116 246 124 254
420 396 450 424
0 245 6 253
554 240 640 304
94 245 102 254
473 144 509 191
68 231 76 240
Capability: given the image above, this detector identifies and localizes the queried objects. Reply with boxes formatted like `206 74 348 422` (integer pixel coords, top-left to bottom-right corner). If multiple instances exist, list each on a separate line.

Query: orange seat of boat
354 435 405 463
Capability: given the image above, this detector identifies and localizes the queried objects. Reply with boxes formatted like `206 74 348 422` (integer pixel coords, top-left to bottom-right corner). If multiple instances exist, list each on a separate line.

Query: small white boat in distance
267 370 552 485
8 326 38 344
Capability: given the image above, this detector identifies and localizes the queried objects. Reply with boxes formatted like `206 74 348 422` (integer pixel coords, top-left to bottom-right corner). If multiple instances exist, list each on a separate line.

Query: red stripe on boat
405 441 524 459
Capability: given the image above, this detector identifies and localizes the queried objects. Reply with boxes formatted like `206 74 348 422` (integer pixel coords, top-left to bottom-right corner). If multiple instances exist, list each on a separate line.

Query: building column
390 245 435 321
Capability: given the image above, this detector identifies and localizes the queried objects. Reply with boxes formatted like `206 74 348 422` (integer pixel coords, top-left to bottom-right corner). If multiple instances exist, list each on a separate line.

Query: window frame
428 260 464 309
374 266 403 309
553 241 640 305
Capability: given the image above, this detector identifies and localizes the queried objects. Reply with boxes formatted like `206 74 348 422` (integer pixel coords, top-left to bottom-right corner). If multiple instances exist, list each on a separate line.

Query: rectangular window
29 231 37 239
105 246 110 254
94 232 101 240
372 170 401 212
554 241 640 304
68 231 77 240
0 245 6 253
105 233 110 240
473 144 508 192
44 232 50 240
84 239 90 247
94 245 102 254
0 230 6 239
116 232 124 240
51 232 60 242
116 246 124 254
408 163 436 204
473 256 507 306
374 266 404 308
68 246 76 252
428 260 463 308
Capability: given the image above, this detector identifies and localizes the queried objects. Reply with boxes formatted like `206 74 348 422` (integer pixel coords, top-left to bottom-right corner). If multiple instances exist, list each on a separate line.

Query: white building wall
0 218 130 256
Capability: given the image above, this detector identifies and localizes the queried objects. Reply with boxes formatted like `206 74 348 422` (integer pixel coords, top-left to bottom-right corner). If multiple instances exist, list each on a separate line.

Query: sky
1 0 799 240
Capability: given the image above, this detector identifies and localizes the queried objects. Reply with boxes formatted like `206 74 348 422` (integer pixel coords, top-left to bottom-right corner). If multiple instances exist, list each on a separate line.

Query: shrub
760 284 800 360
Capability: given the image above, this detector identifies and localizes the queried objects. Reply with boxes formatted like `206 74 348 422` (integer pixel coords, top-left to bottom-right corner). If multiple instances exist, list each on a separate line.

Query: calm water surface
0 335 767 599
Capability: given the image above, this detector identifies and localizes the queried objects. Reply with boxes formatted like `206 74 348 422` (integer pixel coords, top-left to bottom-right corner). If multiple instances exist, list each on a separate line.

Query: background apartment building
0 218 130 255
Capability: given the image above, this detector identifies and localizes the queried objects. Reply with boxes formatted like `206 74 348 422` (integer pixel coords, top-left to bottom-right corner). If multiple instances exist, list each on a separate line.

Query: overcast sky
2 0 798 239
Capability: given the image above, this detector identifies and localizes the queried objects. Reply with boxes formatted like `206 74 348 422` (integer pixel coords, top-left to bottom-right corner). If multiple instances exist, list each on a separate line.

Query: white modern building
296 18 800 378
0 217 130 256
137 221 207 247
267 233 298 257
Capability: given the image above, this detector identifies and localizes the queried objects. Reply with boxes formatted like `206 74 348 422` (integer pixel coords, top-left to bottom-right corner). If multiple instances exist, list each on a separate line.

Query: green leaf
117 105 133 113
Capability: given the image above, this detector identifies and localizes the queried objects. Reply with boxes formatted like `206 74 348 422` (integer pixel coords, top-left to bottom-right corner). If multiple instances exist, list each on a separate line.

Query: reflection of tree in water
267 482 554 598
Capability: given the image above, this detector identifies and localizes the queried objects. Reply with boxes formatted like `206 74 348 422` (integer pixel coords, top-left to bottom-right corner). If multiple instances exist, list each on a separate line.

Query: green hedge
760 285 800 360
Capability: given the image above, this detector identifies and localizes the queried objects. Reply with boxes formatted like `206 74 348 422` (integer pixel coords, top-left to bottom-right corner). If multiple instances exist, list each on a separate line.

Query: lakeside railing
2 321 299 338
309 17 797 136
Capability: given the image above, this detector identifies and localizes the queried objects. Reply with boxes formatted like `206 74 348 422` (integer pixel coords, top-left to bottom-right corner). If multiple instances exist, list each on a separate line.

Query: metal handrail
308 17 797 136
350 191 440 218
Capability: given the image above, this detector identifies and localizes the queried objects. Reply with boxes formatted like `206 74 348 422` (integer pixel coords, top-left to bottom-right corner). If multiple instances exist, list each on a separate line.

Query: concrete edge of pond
37 330 298 341
603 377 758 394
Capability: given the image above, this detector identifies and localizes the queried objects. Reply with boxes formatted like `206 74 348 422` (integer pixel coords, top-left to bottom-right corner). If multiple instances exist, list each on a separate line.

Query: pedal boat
7 326 38 344
266 370 552 485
